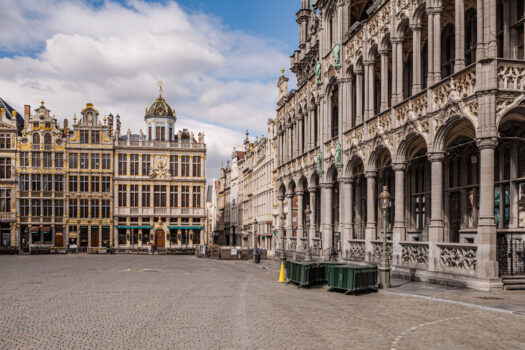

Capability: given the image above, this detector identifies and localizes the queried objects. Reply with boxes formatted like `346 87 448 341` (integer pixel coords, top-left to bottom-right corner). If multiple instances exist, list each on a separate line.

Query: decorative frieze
438 244 477 271
400 242 429 266
372 241 392 261
346 240 365 260
498 62 525 90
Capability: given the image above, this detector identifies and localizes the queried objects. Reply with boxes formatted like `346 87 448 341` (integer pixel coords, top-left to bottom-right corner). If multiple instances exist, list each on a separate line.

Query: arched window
44 133 52 150
465 8 477 66
313 107 318 146
32 133 40 145
421 42 428 89
331 84 339 138
441 23 455 78
301 114 305 153
403 52 413 100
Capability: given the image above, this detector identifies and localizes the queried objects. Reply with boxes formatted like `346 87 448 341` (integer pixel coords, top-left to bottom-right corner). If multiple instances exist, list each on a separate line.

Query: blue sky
0 0 300 179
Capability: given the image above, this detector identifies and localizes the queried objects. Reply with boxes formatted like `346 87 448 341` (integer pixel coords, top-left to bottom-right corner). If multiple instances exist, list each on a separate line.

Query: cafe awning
41 226 52 234
30 226 40 233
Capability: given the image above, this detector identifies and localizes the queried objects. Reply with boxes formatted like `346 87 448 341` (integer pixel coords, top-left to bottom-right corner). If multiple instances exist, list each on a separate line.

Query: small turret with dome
144 81 176 141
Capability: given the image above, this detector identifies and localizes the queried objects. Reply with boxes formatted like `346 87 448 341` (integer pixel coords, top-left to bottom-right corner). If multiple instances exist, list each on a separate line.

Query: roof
0 97 24 131
145 93 175 118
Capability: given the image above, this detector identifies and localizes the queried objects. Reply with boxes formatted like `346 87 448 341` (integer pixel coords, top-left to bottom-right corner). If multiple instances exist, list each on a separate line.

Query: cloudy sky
0 0 299 179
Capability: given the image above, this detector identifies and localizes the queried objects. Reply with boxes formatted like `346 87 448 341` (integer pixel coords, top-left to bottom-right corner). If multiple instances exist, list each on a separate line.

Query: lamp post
379 186 391 289
280 213 287 263
304 205 312 262
253 218 258 262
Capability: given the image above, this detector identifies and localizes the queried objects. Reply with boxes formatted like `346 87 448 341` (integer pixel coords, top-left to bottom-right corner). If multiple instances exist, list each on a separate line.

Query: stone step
504 284 525 291
502 278 525 285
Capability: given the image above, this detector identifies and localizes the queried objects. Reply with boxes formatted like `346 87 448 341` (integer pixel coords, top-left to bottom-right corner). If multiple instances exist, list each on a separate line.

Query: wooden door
155 229 165 248
449 191 461 243
91 231 99 247
55 235 64 247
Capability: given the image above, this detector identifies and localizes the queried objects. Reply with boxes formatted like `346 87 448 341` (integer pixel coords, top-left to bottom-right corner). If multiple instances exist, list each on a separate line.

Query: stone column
391 39 399 104
355 67 364 125
428 152 445 272
308 187 317 249
393 163 406 265
411 24 422 94
427 10 435 86
297 190 304 252
340 177 353 257
348 75 354 129
365 60 375 119
320 182 333 259
396 38 404 101
308 105 315 150
432 7 442 82
379 49 389 112
365 171 377 261
286 191 293 250
476 138 498 278
454 0 465 71
278 194 285 251
339 78 348 134
363 61 370 121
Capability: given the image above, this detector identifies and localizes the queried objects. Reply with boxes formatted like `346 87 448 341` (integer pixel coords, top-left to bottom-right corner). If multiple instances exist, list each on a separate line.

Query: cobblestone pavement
0 256 524 350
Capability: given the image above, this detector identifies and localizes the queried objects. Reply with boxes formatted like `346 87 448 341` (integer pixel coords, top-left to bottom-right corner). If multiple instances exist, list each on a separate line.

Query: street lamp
253 218 258 262
280 213 287 263
304 205 312 262
379 186 391 289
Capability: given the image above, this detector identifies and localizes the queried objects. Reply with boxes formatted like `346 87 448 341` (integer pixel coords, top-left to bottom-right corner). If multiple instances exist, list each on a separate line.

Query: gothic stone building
9 89 206 252
275 0 525 290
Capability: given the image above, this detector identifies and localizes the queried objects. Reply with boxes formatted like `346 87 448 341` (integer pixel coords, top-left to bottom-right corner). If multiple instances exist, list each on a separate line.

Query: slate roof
0 97 24 131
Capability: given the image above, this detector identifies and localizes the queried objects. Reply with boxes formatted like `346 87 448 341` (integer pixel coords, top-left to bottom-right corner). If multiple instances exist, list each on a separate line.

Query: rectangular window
142 154 151 176
20 199 29 216
102 200 111 218
20 152 29 167
55 153 64 168
170 186 178 207
91 176 100 192
43 174 53 192
142 185 150 207
0 134 11 149
192 186 201 208
80 130 89 144
43 199 52 217
31 199 41 216
118 185 127 207
192 156 201 177
69 199 78 218
102 226 110 243
79 199 89 218
55 175 64 192
69 153 78 169
170 155 178 176
91 154 100 170
32 174 41 191
102 154 111 170
154 185 166 207
130 154 139 176
69 176 78 192
32 152 40 168
102 176 111 192
181 155 190 177
156 126 161 141
160 127 165 141
80 176 89 192
182 185 189 208
91 199 99 218
118 154 127 176
91 130 100 144
55 200 63 217
43 152 52 168
0 189 10 212
130 185 139 207
20 174 30 191
80 153 89 169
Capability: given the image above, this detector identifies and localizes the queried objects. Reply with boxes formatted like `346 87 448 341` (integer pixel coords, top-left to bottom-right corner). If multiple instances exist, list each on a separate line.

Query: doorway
155 229 165 248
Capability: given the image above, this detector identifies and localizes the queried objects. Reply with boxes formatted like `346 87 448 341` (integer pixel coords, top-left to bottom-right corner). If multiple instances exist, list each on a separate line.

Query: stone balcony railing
115 208 205 217
399 241 429 267
345 239 365 260
437 242 477 275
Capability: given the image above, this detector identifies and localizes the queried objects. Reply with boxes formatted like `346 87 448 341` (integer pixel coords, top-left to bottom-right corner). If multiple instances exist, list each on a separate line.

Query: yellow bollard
278 261 286 283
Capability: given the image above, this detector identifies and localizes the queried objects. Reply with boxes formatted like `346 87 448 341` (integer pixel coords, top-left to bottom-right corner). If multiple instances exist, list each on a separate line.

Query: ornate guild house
1 87 206 253
274 0 525 290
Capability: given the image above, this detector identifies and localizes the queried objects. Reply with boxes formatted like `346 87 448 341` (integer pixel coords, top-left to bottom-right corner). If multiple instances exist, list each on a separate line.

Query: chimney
24 105 30 118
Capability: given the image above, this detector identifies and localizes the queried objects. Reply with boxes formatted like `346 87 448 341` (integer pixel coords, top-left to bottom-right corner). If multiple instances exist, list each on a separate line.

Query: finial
157 80 163 96
281 68 285 77
73 113 77 123
41 99 44 106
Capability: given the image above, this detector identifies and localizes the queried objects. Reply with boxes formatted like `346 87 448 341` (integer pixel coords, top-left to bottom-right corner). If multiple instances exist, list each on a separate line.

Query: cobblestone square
0 255 524 350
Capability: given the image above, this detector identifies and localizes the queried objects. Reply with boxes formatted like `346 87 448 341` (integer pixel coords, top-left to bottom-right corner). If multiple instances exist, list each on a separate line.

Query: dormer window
33 123 39 129
44 133 52 150
45 123 51 129
32 133 40 145
91 130 100 144
80 130 89 144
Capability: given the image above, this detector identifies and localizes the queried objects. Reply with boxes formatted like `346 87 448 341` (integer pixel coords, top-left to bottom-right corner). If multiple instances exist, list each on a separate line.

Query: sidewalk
251 258 525 315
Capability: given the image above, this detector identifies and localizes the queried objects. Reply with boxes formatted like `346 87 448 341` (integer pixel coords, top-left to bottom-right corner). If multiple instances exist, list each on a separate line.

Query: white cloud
0 0 289 179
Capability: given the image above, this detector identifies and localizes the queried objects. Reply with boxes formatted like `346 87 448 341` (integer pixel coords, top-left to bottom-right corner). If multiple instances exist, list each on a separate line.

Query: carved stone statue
332 42 340 67
315 61 322 85
335 141 341 166
316 149 323 173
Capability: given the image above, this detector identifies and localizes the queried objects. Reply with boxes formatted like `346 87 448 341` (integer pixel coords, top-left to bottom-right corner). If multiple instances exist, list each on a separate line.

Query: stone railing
289 238 297 251
300 238 308 251
400 241 429 267
366 110 391 140
371 240 392 262
311 238 322 254
497 59 525 91
345 239 365 260
433 66 476 111
437 243 477 273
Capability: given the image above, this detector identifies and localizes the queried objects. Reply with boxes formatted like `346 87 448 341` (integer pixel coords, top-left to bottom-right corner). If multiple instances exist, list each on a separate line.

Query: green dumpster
286 261 324 287
319 262 346 282
327 264 378 294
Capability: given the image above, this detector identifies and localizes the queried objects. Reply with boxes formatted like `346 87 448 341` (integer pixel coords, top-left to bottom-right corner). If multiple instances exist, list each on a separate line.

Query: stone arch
309 171 320 189
367 143 393 171
396 132 428 163
432 116 477 153
380 31 391 52
324 164 339 183
412 2 426 25
297 175 309 192
496 97 525 130
396 16 410 38
344 154 365 177
286 179 296 194
277 182 286 199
